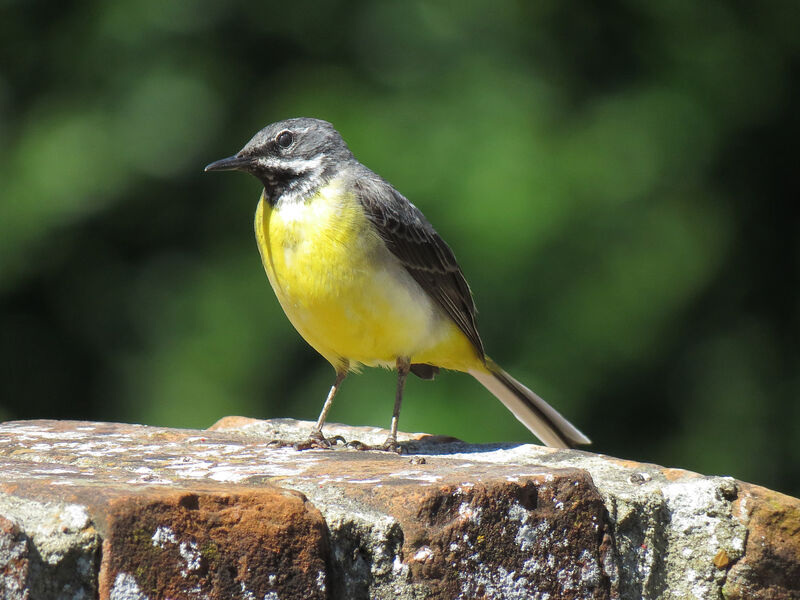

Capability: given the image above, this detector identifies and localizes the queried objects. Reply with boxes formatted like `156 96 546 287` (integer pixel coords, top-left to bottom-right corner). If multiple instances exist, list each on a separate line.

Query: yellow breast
254 178 479 372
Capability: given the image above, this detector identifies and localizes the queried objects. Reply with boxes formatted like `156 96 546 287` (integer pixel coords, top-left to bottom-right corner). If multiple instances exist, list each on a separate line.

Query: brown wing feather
353 172 485 359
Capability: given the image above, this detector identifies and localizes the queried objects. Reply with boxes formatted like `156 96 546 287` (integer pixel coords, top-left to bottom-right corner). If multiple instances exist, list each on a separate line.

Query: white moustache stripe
256 155 323 173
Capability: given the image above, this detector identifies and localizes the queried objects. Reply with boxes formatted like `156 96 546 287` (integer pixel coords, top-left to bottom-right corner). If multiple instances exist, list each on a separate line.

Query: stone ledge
0 418 797 599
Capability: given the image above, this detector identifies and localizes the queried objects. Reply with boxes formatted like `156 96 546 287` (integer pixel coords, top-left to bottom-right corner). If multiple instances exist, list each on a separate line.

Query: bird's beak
204 154 256 173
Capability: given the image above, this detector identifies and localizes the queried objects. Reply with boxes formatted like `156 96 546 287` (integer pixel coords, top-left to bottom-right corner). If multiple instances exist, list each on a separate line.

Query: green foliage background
1 1 797 495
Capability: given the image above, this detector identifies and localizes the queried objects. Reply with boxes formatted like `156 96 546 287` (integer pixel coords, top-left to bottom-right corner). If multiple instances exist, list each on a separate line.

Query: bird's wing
354 175 485 358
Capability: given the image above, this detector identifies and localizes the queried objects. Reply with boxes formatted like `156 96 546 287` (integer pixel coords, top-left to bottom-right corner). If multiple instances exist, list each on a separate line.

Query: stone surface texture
0 417 796 600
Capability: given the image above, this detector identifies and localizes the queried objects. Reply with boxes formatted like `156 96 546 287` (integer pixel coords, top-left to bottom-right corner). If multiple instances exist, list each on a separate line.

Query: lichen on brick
406 474 616 599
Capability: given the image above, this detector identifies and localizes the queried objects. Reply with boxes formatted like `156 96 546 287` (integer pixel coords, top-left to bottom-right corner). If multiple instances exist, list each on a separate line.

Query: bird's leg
296 369 347 450
312 370 347 436
382 357 410 452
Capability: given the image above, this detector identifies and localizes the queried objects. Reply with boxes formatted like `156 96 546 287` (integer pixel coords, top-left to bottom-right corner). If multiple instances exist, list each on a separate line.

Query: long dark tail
470 359 591 448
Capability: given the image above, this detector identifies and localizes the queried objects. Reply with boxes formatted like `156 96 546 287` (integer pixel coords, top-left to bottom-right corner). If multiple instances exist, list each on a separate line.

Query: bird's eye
276 130 293 148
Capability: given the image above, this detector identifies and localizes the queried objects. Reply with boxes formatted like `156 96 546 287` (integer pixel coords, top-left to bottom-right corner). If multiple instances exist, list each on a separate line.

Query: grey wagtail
205 117 590 450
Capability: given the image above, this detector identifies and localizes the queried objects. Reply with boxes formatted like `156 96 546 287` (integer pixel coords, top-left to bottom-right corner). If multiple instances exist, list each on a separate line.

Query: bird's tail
470 359 591 449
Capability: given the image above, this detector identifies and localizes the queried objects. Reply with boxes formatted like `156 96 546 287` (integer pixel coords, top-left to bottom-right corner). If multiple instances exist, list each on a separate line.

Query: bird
204 117 590 450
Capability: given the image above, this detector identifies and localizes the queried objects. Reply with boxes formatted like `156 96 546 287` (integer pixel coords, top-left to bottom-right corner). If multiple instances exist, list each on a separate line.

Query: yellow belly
253 179 479 372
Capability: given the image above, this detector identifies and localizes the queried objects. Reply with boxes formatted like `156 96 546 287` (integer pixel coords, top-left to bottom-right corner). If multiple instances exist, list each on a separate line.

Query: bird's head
205 117 353 202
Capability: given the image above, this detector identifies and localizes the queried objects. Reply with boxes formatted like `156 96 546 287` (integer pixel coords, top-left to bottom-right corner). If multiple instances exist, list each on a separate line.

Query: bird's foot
292 438 328 450
345 439 369 450
264 432 402 453
377 436 404 454
293 431 347 450
344 437 403 453
266 431 347 450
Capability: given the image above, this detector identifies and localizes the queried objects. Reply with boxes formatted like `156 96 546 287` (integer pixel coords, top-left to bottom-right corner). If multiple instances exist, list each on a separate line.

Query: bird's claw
288 431 350 450
265 432 403 453
294 434 329 450
345 439 369 450
378 436 404 454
